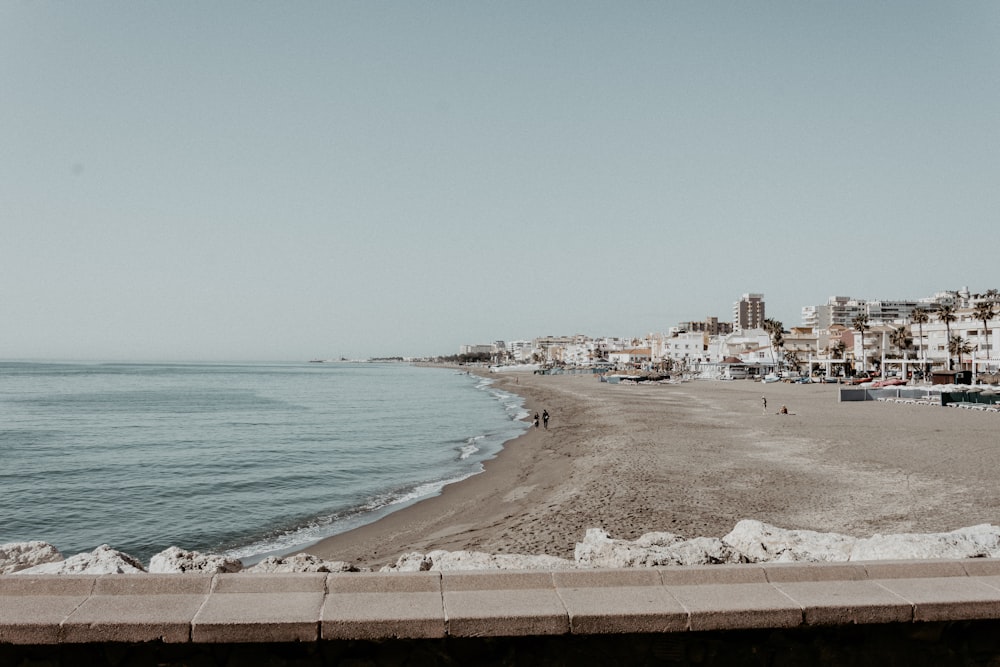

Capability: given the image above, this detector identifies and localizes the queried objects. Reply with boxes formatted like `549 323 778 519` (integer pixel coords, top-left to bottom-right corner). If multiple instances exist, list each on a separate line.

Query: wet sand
304 373 1000 569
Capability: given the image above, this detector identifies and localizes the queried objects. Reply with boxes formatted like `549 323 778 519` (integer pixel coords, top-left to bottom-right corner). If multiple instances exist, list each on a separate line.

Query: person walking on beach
761 396 767 414
533 413 540 428
542 409 549 429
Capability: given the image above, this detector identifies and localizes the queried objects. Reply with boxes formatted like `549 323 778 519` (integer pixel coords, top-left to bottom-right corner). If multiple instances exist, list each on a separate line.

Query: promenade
6 561 1000 665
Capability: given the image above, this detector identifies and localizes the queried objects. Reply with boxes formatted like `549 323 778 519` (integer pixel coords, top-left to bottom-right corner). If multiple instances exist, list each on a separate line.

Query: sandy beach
304 373 1000 569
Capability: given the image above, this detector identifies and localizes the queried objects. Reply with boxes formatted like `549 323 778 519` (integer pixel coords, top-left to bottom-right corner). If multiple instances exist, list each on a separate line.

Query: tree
783 350 802 373
910 307 929 367
762 318 784 373
972 300 997 359
936 304 958 369
831 340 846 359
949 335 973 369
851 314 870 373
889 326 912 358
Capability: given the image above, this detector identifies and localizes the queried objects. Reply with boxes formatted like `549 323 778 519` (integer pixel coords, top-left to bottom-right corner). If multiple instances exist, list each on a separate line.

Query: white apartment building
801 296 867 328
716 329 779 368
802 289 996 329
459 344 492 356
608 348 652 369
505 340 534 362
653 331 710 365
558 341 598 366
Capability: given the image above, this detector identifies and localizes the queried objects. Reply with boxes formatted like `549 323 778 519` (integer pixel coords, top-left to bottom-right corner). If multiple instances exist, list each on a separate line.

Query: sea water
0 361 528 562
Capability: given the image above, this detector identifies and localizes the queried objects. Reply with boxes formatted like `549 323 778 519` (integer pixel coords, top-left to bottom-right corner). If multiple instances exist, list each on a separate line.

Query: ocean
0 361 528 563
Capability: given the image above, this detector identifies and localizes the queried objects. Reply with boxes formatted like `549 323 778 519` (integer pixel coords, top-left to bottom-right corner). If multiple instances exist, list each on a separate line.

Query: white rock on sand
0 541 63 575
380 521 1000 571
247 553 367 573
724 519 1000 563
574 529 739 567
722 519 857 562
382 550 575 572
850 524 1000 561
5 521 1000 575
148 546 243 574
14 544 145 575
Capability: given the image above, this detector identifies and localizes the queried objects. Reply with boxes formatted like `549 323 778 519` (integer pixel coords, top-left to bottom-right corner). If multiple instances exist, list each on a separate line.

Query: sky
3 2 999 361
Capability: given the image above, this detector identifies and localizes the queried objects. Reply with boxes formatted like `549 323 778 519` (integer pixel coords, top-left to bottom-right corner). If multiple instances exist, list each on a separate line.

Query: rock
849 525 1000 561
950 524 1000 558
9 522 1000 575
0 541 64 575
722 519 856 563
381 550 574 572
148 547 243 574
381 552 433 572
574 529 738 567
246 553 367 573
15 544 145 575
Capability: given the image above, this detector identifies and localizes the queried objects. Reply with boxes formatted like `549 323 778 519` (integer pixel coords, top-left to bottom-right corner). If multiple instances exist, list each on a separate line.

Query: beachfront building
459 344 493 356
608 348 652 370
782 327 820 371
676 316 733 336
714 329 778 376
801 289 998 329
849 324 894 374
733 293 765 330
529 334 608 366
917 312 999 373
802 296 879 328
651 331 712 371
801 296 928 328
592 337 630 364
530 335 577 364
505 340 534 363
558 340 602 367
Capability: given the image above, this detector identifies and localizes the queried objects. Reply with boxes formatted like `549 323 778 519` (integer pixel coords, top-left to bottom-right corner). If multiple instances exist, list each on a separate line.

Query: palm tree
889 326 912 357
783 350 802 374
972 300 997 359
851 314 870 374
936 304 957 369
910 307 929 369
762 318 784 373
949 335 973 369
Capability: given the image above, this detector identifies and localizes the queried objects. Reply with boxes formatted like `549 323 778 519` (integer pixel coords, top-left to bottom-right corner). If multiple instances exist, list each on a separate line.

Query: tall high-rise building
734 293 765 330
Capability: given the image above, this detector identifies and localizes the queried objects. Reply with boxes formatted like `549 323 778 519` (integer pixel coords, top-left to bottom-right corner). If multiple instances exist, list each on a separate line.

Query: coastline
303 373 1000 569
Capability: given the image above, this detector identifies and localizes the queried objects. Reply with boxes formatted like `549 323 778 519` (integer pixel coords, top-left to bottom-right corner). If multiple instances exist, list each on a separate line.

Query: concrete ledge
5 560 1000 645
322 572 444 640
63 575 212 644
192 573 326 643
442 571 569 636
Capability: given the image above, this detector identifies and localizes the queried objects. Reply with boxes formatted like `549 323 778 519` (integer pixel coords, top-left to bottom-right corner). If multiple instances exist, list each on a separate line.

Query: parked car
872 377 907 388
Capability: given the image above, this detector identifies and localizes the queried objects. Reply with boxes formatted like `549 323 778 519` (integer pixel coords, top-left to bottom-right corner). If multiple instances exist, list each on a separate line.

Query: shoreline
299 369 554 566
303 373 1000 570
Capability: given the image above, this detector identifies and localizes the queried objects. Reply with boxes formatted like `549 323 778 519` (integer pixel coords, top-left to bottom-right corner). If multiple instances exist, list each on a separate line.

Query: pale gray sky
3 2 998 361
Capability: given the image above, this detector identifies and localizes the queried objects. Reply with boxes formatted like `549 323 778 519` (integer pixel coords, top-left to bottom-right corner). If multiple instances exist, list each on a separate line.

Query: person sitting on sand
778 405 788 414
